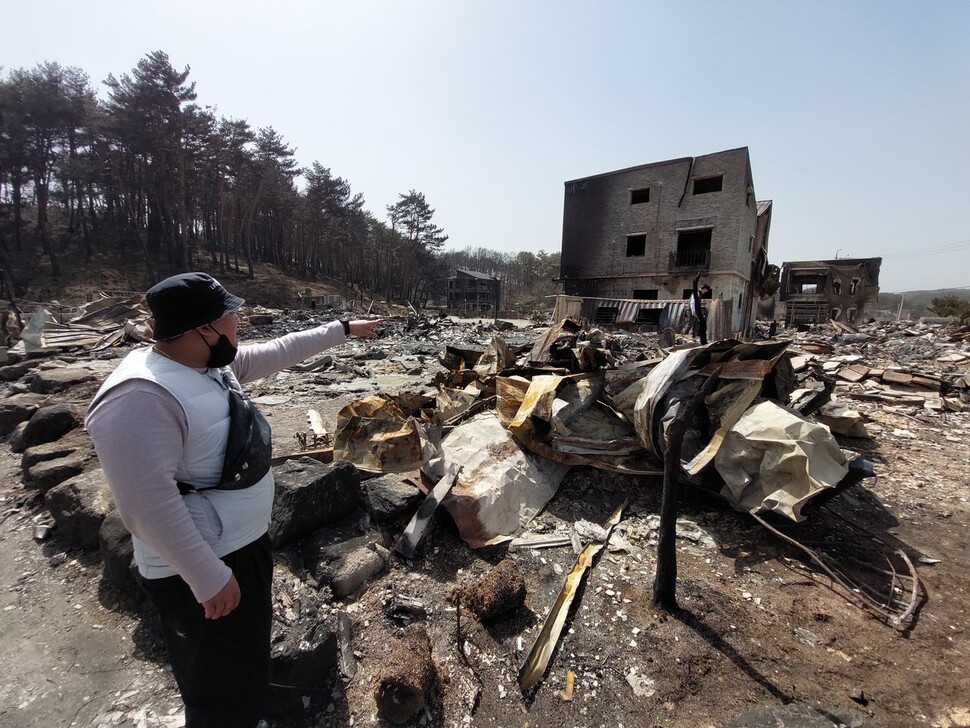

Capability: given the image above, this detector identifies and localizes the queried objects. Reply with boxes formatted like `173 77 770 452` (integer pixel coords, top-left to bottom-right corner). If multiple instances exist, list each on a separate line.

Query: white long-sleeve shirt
85 322 346 602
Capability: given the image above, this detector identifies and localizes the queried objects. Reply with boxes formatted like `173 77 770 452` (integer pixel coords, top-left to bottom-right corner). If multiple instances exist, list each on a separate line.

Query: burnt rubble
1 301 968 726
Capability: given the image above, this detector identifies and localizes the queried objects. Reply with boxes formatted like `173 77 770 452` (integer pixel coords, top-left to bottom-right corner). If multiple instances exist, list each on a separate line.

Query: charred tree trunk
11 172 24 252
653 371 720 611
35 182 61 276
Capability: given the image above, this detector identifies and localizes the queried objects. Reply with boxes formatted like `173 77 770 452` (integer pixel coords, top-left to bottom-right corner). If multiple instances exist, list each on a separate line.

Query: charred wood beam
653 371 720 611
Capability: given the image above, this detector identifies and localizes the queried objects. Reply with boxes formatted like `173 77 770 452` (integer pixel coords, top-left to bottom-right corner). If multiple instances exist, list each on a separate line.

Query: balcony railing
668 249 711 272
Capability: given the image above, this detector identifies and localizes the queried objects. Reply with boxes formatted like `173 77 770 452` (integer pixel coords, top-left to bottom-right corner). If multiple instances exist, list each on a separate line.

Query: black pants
141 533 272 728
692 314 708 344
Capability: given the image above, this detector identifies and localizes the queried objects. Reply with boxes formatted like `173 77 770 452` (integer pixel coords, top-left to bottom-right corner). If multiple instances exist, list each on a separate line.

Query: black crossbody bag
177 387 273 495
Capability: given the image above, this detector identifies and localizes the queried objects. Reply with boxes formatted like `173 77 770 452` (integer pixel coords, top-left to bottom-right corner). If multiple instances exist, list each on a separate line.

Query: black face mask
201 332 238 368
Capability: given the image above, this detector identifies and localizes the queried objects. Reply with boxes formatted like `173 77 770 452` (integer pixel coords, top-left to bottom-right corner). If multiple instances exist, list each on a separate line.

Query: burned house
779 257 882 326
557 147 774 336
447 269 502 315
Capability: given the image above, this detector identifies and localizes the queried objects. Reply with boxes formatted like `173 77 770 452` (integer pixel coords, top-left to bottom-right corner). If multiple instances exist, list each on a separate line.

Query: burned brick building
779 257 882 326
558 147 773 334
447 269 502 315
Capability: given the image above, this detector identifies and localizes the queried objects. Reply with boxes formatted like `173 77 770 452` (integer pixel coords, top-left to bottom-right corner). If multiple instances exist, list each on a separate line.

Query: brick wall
560 147 759 306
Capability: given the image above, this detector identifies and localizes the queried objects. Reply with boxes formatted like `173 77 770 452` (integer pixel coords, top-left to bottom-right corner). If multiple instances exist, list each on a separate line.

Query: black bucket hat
147 272 245 340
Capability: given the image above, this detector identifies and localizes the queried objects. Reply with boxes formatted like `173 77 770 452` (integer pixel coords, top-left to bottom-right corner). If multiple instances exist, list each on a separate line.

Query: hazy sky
6 1 969 292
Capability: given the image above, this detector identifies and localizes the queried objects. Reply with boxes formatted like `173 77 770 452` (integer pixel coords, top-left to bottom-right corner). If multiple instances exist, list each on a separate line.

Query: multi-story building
557 147 772 335
447 269 502 315
779 258 882 326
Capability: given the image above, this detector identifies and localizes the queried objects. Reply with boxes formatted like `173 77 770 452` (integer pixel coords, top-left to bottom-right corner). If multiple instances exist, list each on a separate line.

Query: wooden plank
881 369 913 385
270 447 333 466
837 364 869 382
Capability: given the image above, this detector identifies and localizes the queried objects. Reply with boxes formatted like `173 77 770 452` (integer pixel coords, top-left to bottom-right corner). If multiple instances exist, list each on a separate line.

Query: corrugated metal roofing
562 296 733 340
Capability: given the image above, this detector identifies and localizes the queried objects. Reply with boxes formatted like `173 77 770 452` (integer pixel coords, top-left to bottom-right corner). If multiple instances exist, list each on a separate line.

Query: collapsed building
555 147 777 337
779 257 882 326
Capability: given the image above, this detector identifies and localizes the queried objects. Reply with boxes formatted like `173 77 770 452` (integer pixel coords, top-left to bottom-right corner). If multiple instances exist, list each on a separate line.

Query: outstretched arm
232 319 383 384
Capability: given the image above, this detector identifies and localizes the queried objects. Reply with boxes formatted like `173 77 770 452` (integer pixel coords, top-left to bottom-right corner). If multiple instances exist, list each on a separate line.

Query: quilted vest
92 347 233 488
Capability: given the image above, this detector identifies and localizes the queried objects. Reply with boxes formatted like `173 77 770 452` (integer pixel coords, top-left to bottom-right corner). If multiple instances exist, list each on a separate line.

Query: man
689 283 712 345
86 272 380 727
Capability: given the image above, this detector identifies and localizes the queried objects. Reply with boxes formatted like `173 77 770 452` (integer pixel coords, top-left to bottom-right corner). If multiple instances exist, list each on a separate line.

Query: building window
738 293 743 310
630 187 650 204
831 308 841 320
595 306 619 324
633 289 658 300
850 278 861 295
682 289 693 299
832 279 842 295
693 175 723 194
847 307 858 323
791 273 825 294
748 235 754 252
672 228 712 269
626 234 646 257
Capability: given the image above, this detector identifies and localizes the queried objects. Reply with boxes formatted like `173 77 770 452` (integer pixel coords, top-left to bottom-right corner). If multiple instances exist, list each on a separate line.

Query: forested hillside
0 51 560 310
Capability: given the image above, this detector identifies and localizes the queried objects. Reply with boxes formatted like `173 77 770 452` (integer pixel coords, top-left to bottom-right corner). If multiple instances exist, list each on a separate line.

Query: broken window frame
790 273 826 295
692 175 723 195
673 228 712 269
630 187 651 204
626 234 647 257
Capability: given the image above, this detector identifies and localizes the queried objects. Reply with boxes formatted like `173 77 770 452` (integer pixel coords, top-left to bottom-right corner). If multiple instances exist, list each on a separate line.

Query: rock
45 469 114 550
246 313 275 326
364 474 423 522
22 441 81 472
374 625 440 725
26 455 86 494
457 558 527 622
269 459 362 548
304 528 383 565
0 360 40 382
303 529 388 598
327 545 388 599
25 367 96 394
9 421 28 453
269 618 338 711
0 393 46 437
99 509 137 595
23 404 81 448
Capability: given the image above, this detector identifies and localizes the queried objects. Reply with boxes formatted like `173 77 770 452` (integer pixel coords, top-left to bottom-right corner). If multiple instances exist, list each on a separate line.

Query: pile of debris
2 302 968 726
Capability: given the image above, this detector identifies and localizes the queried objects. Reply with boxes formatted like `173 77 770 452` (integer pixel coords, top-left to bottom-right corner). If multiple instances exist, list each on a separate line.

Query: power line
882 238 970 259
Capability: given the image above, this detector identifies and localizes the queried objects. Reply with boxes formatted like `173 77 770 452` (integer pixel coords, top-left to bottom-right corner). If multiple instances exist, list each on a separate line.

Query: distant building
557 147 773 333
447 269 501 314
296 288 344 310
779 258 882 325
